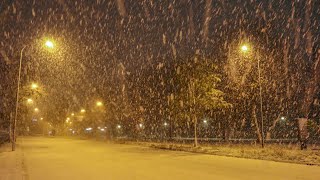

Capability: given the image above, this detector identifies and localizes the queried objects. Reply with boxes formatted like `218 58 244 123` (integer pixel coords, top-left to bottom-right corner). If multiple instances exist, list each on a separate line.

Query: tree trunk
9 112 13 143
194 115 198 147
202 0 212 45
223 127 230 142
252 104 262 142
266 115 280 140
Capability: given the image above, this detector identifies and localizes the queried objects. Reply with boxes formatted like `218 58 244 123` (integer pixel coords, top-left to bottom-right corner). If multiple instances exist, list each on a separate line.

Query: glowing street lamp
31 83 38 89
27 98 33 104
240 43 264 148
71 113 75 116
241 45 249 52
80 109 86 113
34 108 39 112
13 39 56 151
45 40 54 49
96 101 103 107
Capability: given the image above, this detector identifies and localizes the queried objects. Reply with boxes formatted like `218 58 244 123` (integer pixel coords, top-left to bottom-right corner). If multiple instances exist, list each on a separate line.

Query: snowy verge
64 136 320 165
144 142 320 166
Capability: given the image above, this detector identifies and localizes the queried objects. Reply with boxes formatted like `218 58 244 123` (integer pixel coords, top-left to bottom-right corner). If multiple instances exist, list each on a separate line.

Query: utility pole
12 46 26 151
257 55 264 148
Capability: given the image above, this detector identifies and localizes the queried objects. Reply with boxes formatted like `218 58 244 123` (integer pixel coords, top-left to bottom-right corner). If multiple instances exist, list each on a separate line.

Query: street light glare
80 109 86 113
241 45 249 52
27 98 33 103
31 83 38 89
45 40 54 48
34 108 39 112
96 101 103 107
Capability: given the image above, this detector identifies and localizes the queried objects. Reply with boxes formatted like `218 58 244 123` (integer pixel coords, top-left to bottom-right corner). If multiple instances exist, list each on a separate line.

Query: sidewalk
0 143 27 180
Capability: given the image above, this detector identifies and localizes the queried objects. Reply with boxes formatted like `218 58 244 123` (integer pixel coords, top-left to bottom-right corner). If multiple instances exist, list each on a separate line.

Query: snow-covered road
1 137 320 180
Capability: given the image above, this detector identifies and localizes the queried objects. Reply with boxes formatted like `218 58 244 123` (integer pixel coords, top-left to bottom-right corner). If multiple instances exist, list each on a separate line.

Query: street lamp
27 98 33 104
31 83 38 89
34 108 39 112
80 109 86 113
96 101 103 107
12 40 55 151
45 40 54 49
241 45 249 52
240 44 264 148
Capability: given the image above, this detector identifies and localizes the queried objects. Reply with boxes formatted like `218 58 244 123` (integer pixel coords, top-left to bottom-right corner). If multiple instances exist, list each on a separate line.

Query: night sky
0 0 319 126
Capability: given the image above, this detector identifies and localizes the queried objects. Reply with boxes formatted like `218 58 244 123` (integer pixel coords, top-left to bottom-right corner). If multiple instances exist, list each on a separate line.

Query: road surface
1 137 320 180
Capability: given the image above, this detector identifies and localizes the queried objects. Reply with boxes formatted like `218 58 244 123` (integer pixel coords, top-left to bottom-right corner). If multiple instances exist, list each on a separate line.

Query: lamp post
12 46 26 151
241 44 264 148
12 40 55 151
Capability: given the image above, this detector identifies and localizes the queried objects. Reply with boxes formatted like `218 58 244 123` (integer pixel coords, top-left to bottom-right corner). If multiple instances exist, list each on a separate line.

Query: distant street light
203 120 207 124
31 83 38 89
40 117 43 120
241 45 249 52
45 40 54 49
34 108 39 112
96 101 103 107
85 127 92 131
240 43 264 148
80 109 86 113
164 122 168 126
117 125 121 129
71 113 75 116
27 98 33 104
280 116 286 121
139 123 143 128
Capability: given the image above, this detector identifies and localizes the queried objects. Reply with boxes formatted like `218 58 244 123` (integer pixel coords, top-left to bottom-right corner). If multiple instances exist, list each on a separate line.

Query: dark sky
0 0 319 123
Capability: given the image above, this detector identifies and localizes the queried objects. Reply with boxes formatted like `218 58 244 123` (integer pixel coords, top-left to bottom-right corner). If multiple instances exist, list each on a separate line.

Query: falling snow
0 0 320 148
